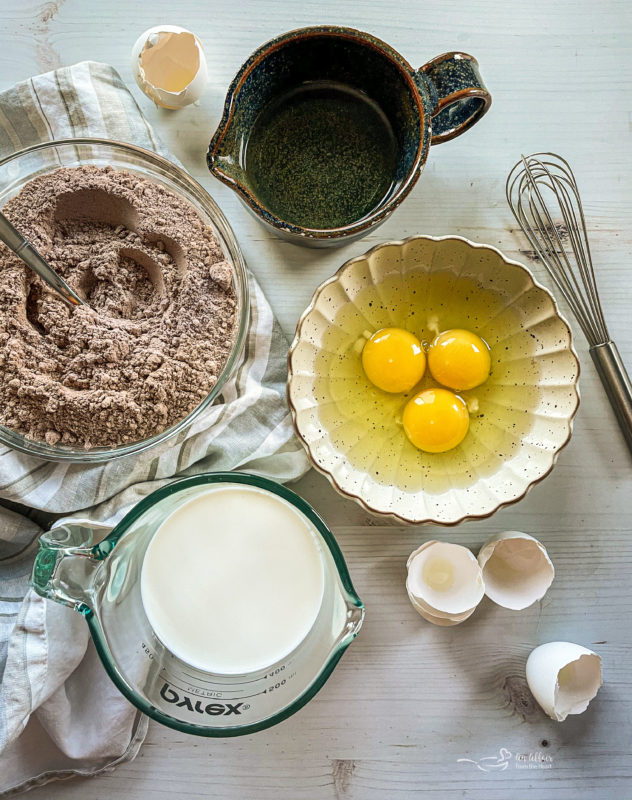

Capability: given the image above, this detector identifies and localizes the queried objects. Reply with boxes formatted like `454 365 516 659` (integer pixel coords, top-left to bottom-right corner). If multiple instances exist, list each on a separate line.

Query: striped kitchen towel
0 62 310 795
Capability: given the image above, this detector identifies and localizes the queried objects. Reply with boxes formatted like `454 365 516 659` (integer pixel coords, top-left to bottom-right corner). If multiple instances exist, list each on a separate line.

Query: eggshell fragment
526 641 602 721
408 592 476 626
478 531 554 610
131 25 208 109
407 541 484 625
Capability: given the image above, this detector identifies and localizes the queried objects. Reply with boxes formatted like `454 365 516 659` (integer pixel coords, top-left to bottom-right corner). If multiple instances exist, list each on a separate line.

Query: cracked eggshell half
477 531 554 610
131 25 208 109
406 541 485 625
526 641 603 722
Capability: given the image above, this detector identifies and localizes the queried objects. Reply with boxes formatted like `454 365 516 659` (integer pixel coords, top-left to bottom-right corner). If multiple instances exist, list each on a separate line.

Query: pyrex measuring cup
31 473 364 736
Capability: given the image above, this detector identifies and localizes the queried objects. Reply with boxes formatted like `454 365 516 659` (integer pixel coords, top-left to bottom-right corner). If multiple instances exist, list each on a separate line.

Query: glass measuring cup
31 473 364 736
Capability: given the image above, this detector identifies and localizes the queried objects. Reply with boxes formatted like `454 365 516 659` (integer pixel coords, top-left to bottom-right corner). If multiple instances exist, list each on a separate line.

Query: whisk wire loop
506 152 609 347
507 151 632 456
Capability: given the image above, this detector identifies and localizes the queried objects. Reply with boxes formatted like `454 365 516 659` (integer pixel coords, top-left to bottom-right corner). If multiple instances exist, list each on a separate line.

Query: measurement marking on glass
179 670 266 686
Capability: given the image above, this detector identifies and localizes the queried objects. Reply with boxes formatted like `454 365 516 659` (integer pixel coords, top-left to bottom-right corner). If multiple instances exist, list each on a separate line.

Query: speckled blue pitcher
207 26 491 248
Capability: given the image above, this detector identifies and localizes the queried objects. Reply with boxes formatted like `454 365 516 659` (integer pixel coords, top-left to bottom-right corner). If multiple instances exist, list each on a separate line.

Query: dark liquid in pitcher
245 81 398 229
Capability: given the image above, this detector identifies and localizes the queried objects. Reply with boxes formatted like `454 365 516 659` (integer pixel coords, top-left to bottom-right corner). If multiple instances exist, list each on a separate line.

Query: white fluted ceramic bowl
288 236 580 525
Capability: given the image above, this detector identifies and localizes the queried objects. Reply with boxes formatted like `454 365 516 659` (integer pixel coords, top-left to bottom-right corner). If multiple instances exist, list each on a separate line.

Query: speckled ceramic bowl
288 236 580 525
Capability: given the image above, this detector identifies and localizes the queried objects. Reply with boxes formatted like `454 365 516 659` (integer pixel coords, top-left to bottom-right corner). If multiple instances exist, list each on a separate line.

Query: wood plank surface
1 0 631 797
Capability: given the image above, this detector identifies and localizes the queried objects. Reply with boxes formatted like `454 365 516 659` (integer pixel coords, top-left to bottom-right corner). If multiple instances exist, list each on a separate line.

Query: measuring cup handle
31 521 110 613
417 52 491 145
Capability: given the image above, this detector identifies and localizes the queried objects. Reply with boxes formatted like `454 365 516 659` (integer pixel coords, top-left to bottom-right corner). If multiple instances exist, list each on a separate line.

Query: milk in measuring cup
140 485 325 674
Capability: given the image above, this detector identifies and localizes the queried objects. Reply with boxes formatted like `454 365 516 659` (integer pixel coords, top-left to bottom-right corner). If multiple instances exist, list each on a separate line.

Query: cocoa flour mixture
0 166 237 449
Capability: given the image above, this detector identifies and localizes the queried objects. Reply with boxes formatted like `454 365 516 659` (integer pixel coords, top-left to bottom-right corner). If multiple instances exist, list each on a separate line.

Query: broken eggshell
526 641 603 722
408 593 476 627
406 541 485 625
478 531 554 610
131 25 208 109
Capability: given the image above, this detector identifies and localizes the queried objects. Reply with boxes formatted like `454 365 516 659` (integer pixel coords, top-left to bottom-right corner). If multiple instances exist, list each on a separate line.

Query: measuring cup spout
31 521 110 614
345 602 365 638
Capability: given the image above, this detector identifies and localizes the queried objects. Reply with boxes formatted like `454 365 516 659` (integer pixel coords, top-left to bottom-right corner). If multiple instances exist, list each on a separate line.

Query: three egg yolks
361 327 491 453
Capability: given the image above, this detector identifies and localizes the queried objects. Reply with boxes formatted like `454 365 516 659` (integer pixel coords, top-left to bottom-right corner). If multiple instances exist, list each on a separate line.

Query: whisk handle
590 341 632 456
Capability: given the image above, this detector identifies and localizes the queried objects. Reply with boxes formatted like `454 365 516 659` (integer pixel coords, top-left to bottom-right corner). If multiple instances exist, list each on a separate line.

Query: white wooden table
3 1 631 797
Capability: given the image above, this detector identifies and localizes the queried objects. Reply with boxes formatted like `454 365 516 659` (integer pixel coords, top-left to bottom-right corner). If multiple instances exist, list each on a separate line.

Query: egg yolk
427 329 491 391
402 388 470 453
361 328 426 393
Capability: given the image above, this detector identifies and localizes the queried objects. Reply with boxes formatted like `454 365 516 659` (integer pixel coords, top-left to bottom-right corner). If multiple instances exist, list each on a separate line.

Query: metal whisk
507 152 632 455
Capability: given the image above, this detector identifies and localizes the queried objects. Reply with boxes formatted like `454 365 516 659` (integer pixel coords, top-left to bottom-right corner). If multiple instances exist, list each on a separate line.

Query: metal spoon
0 209 87 307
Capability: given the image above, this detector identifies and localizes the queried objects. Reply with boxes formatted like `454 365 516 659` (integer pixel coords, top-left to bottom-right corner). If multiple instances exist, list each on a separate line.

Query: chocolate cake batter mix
0 166 237 449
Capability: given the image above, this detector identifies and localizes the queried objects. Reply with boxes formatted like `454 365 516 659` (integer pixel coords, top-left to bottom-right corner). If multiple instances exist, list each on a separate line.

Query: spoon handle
0 210 86 307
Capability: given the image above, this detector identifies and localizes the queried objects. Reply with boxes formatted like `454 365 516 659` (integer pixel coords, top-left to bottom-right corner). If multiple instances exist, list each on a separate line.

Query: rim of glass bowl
84 472 364 737
0 138 250 463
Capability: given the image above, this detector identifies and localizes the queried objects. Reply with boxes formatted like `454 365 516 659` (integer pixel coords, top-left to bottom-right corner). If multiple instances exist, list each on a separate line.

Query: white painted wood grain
1 0 631 797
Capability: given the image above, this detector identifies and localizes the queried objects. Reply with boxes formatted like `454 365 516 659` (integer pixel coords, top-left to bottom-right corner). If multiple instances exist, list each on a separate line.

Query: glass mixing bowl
0 138 249 463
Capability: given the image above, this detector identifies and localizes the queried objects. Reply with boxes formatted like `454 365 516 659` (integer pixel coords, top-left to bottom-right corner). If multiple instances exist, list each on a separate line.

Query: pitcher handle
418 52 491 145
31 520 111 614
